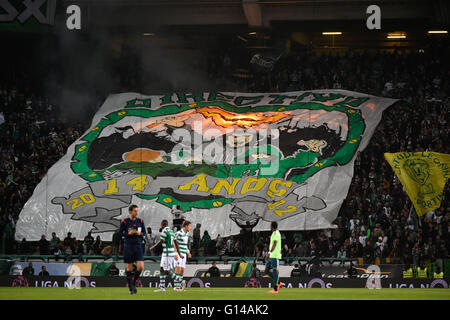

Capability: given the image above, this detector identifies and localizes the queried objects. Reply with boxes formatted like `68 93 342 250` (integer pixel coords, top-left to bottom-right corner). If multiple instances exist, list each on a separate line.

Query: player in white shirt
174 220 192 291
150 219 181 292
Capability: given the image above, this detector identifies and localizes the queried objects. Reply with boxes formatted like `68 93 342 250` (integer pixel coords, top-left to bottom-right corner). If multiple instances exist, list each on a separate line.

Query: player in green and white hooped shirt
150 219 181 292
265 221 284 293
174 220 192 291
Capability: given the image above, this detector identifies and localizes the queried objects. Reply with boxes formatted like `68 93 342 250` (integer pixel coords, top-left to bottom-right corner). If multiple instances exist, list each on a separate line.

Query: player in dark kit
119 204 147 294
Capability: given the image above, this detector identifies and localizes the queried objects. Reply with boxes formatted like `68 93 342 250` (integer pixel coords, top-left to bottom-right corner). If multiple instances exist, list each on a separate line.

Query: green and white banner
15 90 396 240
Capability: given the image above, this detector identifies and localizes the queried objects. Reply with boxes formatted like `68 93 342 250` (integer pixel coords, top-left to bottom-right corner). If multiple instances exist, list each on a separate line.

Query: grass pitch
0 287 449 300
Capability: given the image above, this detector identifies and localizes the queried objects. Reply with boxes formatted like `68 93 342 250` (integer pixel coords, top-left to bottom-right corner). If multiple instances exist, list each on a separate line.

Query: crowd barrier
0 254 357 264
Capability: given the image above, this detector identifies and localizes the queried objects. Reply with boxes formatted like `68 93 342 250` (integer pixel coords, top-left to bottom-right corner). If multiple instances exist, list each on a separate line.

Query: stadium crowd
0 42 449 270
0 85 85 255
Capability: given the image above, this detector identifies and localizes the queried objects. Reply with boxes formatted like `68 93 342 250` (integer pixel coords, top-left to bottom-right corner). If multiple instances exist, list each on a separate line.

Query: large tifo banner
16 90 397 240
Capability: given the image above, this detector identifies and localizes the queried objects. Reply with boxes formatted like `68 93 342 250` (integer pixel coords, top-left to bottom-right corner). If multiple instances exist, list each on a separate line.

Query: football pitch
0 287 449 300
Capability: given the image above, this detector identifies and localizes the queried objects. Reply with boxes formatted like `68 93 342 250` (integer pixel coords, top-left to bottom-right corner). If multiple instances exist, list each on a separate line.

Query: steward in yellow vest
416 267 427 278
433 267 443 279
403 268 413 278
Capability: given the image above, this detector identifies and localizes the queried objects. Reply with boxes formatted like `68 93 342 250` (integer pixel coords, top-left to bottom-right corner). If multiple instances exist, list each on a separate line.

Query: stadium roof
61 0 447 29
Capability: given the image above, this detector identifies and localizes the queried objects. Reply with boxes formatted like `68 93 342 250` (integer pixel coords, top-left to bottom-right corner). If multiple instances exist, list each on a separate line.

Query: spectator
53 245 63 261
1 221 15 254
83 231 94 254
215 234 224 256
358 231 367 247
192 223 201 255
310 241 318 257
253 245 262 259
38 266 49 277
226 235 235 255
112 229 120 256
219 242 227 256
38 235 50 255
64 232 74 251
152 226 161 256
201 231 211 256
388 240 403 264
171 205 184 232
22 262 34 276
49 232 60 254
64 245 72 258
250 260 261 278
144 227 156 256
295 242 308 257
18 238 29 255
326 243 337 258
363 240 374 264
337 246 347 260
253 236 264 256
92 235 102 255
348 247 357 258
292 235 302 250
375 247 383 261
409 242 419 266
375 236 385 253
241 221 254 256
76 241 85 261
207 262 221 277
290 264 303 277
234 239 243 257
261 246 269 260
71 238 79 255
292 232 302 244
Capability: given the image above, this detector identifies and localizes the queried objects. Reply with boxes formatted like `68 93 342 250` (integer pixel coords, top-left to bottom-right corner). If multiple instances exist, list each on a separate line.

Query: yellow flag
384 152 450 216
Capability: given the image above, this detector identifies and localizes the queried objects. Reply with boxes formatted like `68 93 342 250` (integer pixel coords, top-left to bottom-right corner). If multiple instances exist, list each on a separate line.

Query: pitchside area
0 288 449 300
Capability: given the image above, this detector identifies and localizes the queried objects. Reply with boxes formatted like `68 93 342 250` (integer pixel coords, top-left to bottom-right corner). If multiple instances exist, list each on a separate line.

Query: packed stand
0 44 449 269
0 81 85 254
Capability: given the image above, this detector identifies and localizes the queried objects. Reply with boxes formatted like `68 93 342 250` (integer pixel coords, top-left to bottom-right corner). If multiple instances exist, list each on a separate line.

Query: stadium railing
0 254 358 265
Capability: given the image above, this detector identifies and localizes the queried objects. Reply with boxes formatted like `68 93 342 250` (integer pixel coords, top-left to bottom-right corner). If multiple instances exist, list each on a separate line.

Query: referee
119 204 146 294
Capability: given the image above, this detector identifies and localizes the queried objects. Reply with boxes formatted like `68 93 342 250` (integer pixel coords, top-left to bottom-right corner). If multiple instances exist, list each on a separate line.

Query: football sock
273 272 279 291
176 273 183 288
174 273 178 288
169 271 176 279
159 274 166 289
267 270 279 291
133 270 141 286
125 271 134 289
